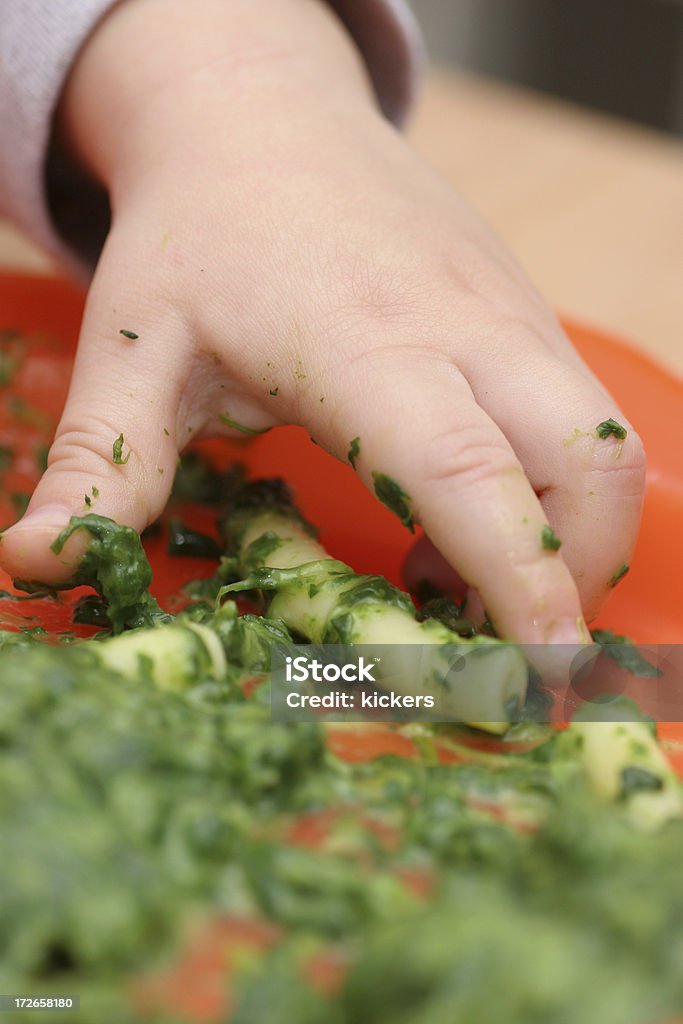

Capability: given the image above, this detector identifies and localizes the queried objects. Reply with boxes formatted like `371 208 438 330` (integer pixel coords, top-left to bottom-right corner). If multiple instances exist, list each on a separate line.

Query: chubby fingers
0 228 283 585
457 333 646 621
0 234 201 584
311 347 589 646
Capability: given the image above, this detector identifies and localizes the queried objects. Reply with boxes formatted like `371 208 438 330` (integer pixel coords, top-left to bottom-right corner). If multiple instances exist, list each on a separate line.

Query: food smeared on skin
541 525 562 551
609 563 630 588
371 472 414 532
218 412 268 436
347 437 361 470
596 418 628 440
563 427 592 447
119 329 139 340
112 434 131 465
47 514 167 633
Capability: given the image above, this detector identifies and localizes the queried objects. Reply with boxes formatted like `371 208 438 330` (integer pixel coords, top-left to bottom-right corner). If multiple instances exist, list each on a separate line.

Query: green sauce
2 456 682 1023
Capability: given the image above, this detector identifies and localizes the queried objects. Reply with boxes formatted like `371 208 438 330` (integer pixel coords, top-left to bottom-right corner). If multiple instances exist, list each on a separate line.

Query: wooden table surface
1 67 682 373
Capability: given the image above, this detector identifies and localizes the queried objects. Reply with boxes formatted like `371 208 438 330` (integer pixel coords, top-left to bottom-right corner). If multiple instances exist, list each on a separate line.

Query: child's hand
0 0 644 645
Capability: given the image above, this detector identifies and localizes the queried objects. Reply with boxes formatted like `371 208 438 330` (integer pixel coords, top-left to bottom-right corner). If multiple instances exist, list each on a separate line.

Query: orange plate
0 275 681 641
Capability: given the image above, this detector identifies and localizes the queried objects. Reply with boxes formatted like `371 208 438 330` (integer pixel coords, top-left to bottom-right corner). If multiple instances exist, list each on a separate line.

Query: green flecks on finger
84 495 91 508
218 413 268 436
119 329 139 340
269 388 279 397
163 427 170 437
372 472 414 532
112 434 131 465
541 525 562 551
596 418 627 440
609 563 630 588
347 437 361 470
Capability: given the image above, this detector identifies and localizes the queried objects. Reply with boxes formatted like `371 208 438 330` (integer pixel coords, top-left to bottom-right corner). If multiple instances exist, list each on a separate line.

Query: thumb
0 246 191 584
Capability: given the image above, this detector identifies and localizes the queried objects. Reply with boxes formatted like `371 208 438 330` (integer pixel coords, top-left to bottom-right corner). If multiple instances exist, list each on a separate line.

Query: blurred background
412 0 683 135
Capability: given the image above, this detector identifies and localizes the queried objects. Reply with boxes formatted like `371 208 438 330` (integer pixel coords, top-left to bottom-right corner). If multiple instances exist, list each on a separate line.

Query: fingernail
547 616 591 646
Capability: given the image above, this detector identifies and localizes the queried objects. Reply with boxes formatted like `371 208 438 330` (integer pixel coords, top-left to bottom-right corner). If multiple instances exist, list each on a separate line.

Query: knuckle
420 423 520 491
321 255 443 355
47 422 157 523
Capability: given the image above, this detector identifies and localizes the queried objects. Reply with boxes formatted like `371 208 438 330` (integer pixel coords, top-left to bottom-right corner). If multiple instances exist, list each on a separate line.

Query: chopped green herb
163 427 170 437
84 495 92 508
92 486 100 499
619 766 663 800
47 514 167 633
347 437 361 470
609 563 630 588
112 434 131 465
372 472 414 532
72 594 111 628
242 531 282 573
541 525 562 551
596 418 628 440
119 329 139 340
269 388 279 397
218 413 267 436
417 596 476 638
167 519 221 560
591 629 663 678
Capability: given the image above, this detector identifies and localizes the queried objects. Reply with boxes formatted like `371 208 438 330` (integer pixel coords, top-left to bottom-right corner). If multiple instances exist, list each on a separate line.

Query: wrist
58 0 375 194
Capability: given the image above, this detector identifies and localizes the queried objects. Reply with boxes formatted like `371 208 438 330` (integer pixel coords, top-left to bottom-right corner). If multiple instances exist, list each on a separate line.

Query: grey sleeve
0 0 424 279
